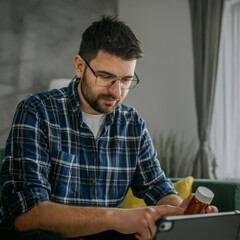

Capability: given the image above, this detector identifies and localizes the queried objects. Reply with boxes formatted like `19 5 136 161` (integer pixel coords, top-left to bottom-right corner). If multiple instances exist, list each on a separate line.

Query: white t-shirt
82 112 107 139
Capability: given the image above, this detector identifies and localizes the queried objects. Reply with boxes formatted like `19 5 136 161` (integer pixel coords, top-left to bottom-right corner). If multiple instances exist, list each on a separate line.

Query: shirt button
90 179 96 185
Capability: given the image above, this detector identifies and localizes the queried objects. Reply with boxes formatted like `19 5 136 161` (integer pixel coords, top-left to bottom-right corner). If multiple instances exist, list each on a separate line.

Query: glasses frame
80 55 140 89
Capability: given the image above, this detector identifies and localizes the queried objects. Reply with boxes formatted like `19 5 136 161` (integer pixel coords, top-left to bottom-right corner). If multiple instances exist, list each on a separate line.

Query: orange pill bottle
184 186 214 215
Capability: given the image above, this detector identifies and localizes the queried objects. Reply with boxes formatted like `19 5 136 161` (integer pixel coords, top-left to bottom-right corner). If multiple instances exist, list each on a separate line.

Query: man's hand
111 205 184 240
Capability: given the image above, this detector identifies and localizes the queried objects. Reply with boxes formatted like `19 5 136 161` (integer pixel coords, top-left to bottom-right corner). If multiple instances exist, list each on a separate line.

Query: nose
108 80 122 98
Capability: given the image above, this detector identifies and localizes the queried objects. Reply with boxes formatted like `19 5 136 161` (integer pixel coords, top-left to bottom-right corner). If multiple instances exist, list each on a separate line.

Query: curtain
210 0 240 179
189 0 224 178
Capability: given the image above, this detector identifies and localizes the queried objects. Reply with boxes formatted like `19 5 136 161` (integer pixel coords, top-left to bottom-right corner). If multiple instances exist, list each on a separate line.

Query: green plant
153 132 196 178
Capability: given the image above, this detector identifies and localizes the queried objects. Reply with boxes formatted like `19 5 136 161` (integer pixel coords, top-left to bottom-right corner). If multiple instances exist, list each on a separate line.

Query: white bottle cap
195 186 214 204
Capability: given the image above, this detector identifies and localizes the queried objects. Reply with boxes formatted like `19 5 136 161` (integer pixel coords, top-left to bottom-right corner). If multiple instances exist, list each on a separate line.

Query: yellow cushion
120 176 194 208
120 188 147 209
173 176 194 200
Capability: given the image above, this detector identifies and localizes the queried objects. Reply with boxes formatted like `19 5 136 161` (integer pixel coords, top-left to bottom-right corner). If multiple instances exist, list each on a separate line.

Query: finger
135 227 152 240
147 219 156 239
179 193 194 210
135 233 142 240
205 205 218 213
154 205 184 218
152 225 157 238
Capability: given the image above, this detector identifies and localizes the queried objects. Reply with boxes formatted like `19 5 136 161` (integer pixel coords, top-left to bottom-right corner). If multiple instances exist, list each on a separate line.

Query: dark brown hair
78 15 143 61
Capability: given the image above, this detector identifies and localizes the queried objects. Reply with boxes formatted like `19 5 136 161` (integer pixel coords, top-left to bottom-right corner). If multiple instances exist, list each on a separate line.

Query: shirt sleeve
131 121 178 206
0 98 51 229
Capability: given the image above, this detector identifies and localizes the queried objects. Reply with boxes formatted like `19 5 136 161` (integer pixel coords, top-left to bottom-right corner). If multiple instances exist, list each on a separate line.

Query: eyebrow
96 70 134 79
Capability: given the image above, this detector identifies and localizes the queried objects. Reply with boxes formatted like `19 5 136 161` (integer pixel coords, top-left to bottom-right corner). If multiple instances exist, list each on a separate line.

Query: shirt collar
66 76 82 117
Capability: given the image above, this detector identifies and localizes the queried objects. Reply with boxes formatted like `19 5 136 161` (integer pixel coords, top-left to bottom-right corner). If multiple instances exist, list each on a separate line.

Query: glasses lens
122 79 138 89
96 76 138 89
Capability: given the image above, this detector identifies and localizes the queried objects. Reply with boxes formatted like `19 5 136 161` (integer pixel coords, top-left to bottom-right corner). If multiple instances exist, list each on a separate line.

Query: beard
80 71 121 114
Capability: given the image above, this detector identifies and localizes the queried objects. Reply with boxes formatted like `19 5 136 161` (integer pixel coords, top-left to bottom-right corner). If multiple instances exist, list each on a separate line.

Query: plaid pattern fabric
0 77 176 229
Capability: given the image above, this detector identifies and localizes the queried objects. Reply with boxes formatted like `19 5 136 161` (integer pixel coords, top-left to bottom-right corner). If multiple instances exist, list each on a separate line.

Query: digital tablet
153 211 240 240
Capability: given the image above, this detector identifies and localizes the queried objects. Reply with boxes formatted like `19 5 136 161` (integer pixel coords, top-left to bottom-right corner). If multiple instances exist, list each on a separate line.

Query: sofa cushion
173 176 194 200
120 188 147 209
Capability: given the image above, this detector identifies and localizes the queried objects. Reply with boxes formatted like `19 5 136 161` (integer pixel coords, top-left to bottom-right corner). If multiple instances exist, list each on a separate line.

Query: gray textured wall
119 0 197 176
0 0 117 147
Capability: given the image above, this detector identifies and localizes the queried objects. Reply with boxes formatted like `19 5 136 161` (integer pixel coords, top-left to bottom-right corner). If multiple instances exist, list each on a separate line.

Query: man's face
75 50 137 114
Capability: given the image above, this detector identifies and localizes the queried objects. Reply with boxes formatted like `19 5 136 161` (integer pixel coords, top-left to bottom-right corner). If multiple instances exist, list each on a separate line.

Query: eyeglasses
81 56 140 89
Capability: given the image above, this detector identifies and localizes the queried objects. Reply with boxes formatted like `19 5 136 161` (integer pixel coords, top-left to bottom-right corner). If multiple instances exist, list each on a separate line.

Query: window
210 0 240 179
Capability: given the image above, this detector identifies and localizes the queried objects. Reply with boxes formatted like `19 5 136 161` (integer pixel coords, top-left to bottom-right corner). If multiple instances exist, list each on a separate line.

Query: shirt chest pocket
49 150 80 201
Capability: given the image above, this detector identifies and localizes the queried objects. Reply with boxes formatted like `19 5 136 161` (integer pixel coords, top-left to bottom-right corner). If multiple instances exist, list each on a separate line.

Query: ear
74 55 85 78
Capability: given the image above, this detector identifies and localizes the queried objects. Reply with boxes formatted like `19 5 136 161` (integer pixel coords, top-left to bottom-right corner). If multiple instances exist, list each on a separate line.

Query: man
0 15 217 240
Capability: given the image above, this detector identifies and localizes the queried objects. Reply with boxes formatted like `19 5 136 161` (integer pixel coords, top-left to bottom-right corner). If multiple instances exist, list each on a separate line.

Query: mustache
99 94 120 101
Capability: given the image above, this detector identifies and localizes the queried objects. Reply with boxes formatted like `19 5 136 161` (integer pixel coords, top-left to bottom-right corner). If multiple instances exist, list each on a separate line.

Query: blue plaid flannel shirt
0 77 177 230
